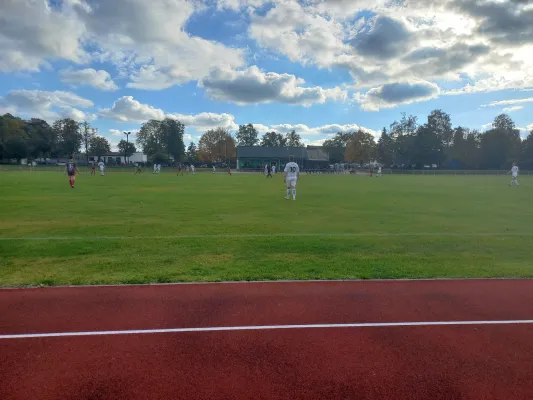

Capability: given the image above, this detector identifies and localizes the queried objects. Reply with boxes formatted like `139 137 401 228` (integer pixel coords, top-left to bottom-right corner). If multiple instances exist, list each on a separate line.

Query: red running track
1 280 533 399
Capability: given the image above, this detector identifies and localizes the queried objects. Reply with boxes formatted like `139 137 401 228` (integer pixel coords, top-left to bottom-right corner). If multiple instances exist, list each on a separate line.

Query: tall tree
323 132 352 164
25 118 55 160
53 118 81 157
377 127 393 166
479 114 521 169
389 113 418 165
186 142 197 162
160 118 185 162
427 109 453 149
260 131 287 147
236 124 259 146
3 135 28 163
89 136 111 159
410 124 441 167
521 131 533 170
136 119 164 156
0 114 26 160
117 139 136 160
198 128 236 163
344 130 376 164
285 130 303 147
80 121 96 165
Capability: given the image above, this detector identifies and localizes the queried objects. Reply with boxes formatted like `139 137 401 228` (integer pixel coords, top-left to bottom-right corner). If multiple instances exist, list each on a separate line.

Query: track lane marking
3 320 533 339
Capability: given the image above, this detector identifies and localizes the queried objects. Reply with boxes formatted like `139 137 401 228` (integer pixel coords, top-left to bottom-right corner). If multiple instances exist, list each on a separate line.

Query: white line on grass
2 320 533 339
0 232 532 241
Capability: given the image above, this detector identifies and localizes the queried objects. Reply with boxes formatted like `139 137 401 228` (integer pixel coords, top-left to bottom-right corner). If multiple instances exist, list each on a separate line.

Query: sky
1 0 533 151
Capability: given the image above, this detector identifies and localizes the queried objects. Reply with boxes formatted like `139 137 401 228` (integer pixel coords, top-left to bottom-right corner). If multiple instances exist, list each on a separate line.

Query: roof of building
237 146 307 159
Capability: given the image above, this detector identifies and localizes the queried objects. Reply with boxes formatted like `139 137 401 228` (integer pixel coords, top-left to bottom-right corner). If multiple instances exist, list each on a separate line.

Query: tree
186 142 197 162
0 114 26 160
89 136 111 158
521 131 533 170
323 132 352 164
80 121 96 165
479 114 521 169
136 119 164 156
389 114 419 166
3 135 28 162
25 118 55 160
377 128 393 166
344 130 376 164
198 128 236 163
53 118 81 157
236 124 259 146
118 139 136 161
427 109 453 149
261 131 287 147
285 130 304 147
160 118 185 162
410 124 441 168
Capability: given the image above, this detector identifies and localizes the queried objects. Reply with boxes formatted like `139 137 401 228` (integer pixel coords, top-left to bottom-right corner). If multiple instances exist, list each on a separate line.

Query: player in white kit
98 160 105 176
191 165 195 174
377 166 382 177
272 165 276 174
509 163 519 186
284 156 300 200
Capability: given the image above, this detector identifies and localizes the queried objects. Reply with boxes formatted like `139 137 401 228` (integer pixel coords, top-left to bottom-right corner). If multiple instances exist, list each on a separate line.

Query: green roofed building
236 146 329 170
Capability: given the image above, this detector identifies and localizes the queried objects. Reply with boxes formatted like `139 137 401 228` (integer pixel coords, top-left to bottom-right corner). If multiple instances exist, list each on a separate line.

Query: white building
89 152 147 164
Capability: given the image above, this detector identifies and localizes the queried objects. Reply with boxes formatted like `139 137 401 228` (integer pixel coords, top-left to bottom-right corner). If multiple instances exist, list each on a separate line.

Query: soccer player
272 165 276 175
191 165 195 174
212 165 216 174
228 166 232 176
135 163 142 174
65 157 80 188
284 156 300 200
509 163 519 186
153 163 157 174
177 164 184 176
186 165 190 173
90 158 96 176
267 164 273 178
264 164 268 177
98 159 105 176
377 166 382 177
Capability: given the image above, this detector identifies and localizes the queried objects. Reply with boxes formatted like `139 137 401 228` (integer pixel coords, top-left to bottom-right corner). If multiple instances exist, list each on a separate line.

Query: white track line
0 232 531 241
2 320 533 339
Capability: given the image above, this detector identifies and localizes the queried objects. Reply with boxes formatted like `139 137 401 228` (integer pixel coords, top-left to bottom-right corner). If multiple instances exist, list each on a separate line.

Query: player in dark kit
267 164 273 178
90 158 96 175
65 157 80 188
177 164 184 176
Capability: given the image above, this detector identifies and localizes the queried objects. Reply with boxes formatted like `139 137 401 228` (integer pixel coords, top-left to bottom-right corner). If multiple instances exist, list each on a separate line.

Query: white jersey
98 162 104 169
284 162 299 179
512 166 519 176
272 166 276 174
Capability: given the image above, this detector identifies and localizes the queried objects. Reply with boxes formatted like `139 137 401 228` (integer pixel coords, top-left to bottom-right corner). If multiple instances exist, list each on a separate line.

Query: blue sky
1 0 532 151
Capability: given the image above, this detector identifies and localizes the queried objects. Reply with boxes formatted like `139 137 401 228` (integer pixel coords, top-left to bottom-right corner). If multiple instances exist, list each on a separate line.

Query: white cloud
0 0 87 72
200 66 347 106
168 112 238 131
482 98 533 107
354 81 440 111
527 123 533 132
60 68 118 91
100 96 239 131
251 122 380 139
0 90 94 122
1 0 245 89
100 96 165 122
502 106 524 113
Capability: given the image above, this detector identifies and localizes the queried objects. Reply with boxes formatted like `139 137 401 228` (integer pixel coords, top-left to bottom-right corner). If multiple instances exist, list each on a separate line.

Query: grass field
1 171 532 287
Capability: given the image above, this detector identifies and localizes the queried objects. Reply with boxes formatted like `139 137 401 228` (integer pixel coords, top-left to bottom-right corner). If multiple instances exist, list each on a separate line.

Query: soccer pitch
0 171 532 287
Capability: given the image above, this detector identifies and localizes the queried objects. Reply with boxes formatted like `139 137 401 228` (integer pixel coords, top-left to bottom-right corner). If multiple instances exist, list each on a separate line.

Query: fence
1 164 531 176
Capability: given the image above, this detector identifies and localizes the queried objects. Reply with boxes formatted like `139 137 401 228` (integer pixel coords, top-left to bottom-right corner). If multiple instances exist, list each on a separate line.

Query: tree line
0 114 136 164
3 110 533 169
323 111 533 170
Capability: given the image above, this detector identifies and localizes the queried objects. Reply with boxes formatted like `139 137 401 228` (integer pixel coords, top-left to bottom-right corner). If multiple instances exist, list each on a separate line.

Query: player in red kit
65 157 80 188
228 166 232 175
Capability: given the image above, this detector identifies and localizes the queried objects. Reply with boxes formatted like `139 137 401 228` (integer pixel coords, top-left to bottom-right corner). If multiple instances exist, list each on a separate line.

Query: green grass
1 171 532 286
